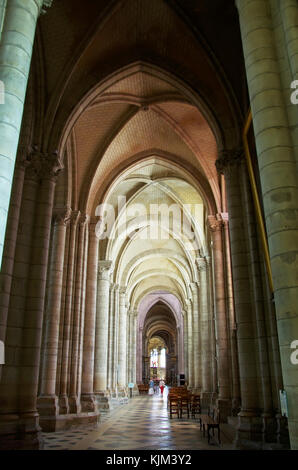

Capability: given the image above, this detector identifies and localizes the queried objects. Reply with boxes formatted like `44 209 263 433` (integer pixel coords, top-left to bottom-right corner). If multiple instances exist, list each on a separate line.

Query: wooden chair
179 395 190 418
168 394 180 419
190 394 201 419
200 406 221 445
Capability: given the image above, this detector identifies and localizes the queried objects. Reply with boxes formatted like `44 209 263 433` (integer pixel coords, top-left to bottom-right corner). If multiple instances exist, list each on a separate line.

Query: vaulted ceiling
32 0 248 337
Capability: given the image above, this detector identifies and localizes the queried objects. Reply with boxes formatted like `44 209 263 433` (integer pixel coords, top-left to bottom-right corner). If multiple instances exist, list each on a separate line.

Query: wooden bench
199 406 221 445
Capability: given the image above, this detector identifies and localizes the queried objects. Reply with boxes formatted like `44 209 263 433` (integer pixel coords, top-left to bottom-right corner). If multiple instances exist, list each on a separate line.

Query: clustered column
117 287 127 392
208 215 231 420
38 206 71 419
190 282 201 392
197 257 213 404
81 217 98 412
236 0 298 449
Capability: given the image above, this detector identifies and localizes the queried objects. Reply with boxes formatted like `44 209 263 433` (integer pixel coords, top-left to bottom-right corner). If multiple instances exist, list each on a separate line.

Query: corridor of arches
0 0 297 451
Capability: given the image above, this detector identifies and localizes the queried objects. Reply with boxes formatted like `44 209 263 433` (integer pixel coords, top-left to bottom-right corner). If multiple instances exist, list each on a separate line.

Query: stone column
37 206 71 420
190 282 201 392
0 0 51 266
58 210 80 415
127 310 133 384
81 218 99 412
206 255 218 398
240 162 277 440
132 312 137 386
221 214 241 415
216 150 260 444
68 214 88 414
118 288 127 391
15 153 60 446
186 300 194 388
113 285 120 391
208 215 231 420
197 257 213 405
107 283 115 393
77 221 88 404
0 1 7 38
183 310 188 384
236 0 298 449
0 157 26 381
94 260 113 394
0 154 39 448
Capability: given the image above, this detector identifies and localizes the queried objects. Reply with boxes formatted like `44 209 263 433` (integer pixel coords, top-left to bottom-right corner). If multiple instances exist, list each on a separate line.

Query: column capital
70 210 81 225
40 0 53 15
205 255 211 267
79 213 89 226
24 149 63 182
196 257 207 271
98 260 113 280
119 286 126 295
52 206 72 226
215 148 244 175
207 215 223 232
189 281 199 292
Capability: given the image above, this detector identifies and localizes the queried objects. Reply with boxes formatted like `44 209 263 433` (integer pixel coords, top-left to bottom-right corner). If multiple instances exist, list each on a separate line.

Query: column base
117 387 128 398
37 395 59 417
234 410 263 449
276 413 290 448
0 412 43 450
81 394 97 413
231 397 241 417
68 395 81 414
94 391 111 410
200 391 213 412
39 411 100 432
216 398 232 423
58 395 69 415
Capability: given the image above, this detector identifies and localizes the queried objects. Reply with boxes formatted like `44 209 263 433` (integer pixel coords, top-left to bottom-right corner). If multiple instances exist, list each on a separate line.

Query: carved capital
196 257 207 272
79 213 89 226
207 215 223 232
53 206 72 226
98 260 113 280
39 152 63 182
215 148 244 175
119 286 126 295
24 149 63 182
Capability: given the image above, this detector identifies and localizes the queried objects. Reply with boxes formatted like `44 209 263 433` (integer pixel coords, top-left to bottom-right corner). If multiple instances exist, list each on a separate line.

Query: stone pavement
42 393 235 450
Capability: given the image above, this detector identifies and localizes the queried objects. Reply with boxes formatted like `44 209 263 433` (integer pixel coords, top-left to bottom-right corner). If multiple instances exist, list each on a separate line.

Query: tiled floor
42 391 235 450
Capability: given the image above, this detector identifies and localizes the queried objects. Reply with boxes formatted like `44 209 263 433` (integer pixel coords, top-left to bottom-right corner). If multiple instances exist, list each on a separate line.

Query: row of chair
167 389 221 444
168 389 201 419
